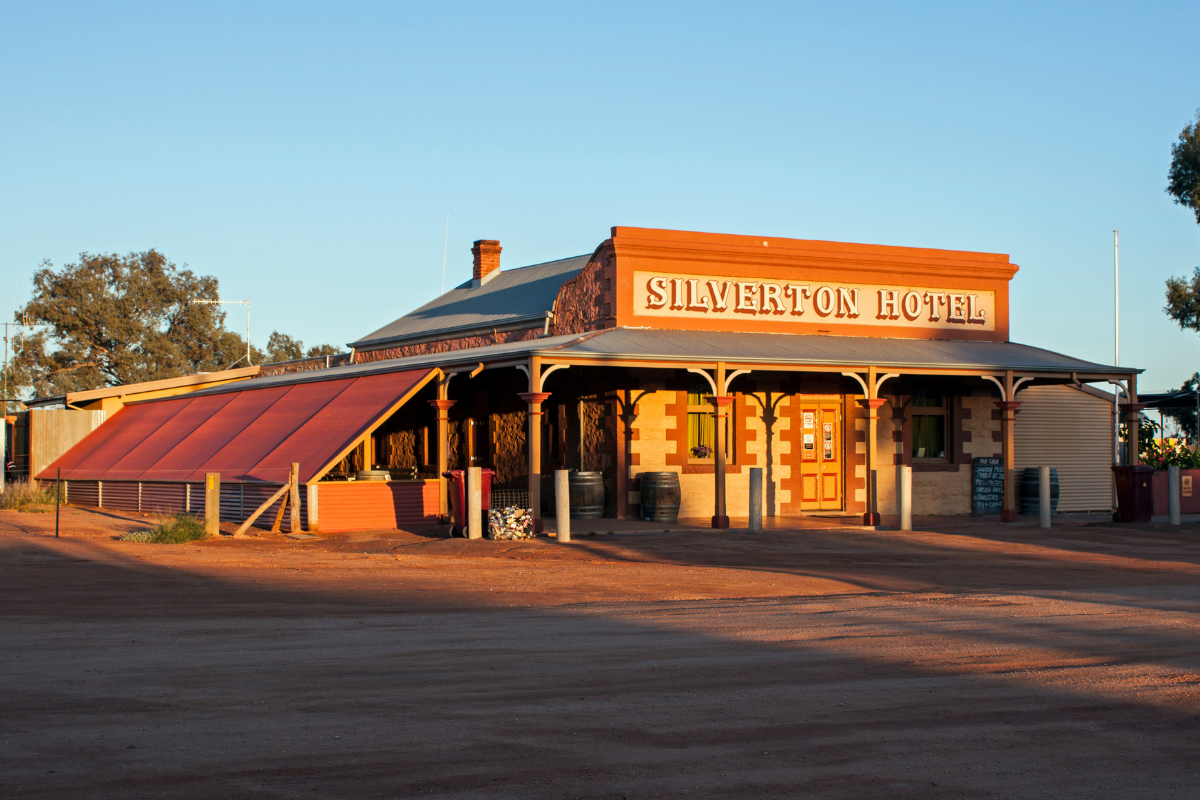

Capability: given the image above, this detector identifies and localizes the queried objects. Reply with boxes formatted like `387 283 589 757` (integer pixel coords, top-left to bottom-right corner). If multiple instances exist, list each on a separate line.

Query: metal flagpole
1114 231 1120 466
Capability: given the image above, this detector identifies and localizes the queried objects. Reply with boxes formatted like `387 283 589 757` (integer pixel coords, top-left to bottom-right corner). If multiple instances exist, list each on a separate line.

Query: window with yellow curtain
686 384 733 462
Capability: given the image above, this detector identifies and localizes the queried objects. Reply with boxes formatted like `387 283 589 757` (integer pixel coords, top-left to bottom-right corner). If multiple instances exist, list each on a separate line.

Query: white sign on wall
632 271 996 331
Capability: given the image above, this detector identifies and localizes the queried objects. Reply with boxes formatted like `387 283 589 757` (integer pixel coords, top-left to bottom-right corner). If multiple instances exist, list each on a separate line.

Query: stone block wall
872 387 1002 516
629 384 796 520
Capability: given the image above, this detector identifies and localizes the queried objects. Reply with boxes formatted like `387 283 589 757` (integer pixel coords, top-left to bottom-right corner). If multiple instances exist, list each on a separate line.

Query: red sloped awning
38 368 436 484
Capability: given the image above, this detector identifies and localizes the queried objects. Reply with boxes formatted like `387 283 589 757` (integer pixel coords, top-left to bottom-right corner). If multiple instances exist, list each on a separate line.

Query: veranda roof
184 329 1136 397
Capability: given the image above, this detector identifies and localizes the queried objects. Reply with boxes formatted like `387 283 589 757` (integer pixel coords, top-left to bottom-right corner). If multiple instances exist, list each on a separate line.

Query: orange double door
796 401 843 510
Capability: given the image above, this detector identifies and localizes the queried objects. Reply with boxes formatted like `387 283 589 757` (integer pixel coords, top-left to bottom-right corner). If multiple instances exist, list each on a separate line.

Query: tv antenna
2 316 44 413
191 298 253 367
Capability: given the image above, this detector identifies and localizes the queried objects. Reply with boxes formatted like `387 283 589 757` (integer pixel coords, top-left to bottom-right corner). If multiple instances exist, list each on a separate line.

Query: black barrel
568 471 605 519
1018 467 1059 514
639 471 681 522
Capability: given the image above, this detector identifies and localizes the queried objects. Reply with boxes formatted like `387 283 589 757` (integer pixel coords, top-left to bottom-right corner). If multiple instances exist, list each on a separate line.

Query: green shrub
0 481 65 512
121 514 209 544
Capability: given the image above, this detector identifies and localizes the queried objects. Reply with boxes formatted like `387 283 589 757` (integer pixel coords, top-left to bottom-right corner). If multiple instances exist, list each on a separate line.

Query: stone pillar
428 396 456 523
856 398 887 526
519 391 552 533
997 400 1022 522
709 395 734 529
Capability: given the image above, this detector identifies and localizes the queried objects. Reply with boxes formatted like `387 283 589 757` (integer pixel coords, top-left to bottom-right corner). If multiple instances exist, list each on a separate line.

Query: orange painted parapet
608 227 1018 342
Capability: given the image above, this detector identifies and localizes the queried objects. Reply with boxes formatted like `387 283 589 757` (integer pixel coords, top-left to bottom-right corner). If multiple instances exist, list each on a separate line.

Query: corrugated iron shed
38 368 435 484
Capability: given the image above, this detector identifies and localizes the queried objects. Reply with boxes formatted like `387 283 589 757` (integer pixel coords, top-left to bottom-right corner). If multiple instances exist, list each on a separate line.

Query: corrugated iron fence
43 479 439 533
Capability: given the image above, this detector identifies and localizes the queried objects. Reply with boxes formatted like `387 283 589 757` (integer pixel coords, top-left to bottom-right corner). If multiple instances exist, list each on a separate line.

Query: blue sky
2 1 1198 391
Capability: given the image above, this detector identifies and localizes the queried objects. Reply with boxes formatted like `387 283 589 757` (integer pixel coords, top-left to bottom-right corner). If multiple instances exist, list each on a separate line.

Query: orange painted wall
608 226 1017 342
316 480 439 532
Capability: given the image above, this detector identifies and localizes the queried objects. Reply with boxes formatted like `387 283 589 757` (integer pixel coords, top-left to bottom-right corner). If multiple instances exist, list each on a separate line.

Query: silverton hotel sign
632 271 996 332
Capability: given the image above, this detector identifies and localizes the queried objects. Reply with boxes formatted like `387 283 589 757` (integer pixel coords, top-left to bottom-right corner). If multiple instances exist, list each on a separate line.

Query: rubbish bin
442 469 495 536
1112 465 1154 523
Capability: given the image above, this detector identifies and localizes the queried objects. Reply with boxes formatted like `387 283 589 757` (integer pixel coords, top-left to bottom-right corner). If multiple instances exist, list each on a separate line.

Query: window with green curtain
912 414 946 459
913 387 944 408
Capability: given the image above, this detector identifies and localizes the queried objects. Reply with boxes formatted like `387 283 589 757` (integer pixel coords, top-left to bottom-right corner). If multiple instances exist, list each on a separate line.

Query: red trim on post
996 400 1022 523
855 398 887 526
707 395 735 529
519 391 552 532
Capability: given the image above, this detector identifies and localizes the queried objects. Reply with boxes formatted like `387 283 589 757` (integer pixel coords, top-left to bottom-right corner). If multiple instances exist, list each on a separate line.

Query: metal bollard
899 465 912 531
870 469 879 522
1039 465 1051 529
555 469 570 542
749 468 763 534
467 467 483 540
1169 465 1181 525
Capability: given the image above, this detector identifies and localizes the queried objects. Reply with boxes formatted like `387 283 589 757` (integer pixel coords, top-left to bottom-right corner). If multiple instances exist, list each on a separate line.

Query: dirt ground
1 507 1198 799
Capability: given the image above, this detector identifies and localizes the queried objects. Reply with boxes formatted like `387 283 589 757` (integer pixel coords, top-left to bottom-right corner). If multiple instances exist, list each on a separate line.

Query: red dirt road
1 507 1198 798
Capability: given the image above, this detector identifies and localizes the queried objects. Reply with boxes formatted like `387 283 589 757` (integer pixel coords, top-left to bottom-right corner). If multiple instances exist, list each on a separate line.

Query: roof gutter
525 347 1143 375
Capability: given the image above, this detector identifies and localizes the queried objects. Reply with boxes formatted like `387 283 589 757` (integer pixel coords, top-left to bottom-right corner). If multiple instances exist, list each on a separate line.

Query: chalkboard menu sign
972 457 1004 515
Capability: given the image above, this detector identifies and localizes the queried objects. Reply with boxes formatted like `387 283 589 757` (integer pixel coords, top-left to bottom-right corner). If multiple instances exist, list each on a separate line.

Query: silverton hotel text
635 271 995 331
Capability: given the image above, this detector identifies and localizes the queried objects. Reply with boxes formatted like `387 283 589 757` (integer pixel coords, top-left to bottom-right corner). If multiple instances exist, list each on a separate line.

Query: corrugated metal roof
174 328 1134 402
177 332 591 397
39 368 436 484
26 365 261 408
548 329 1137 374
349 255 590 349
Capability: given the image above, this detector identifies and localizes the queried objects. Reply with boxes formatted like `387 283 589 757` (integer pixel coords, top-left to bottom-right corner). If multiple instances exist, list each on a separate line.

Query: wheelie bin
442 469 495 536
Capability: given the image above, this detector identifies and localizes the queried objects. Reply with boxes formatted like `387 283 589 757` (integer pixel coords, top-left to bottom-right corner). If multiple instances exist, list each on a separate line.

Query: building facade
41 227 1141 530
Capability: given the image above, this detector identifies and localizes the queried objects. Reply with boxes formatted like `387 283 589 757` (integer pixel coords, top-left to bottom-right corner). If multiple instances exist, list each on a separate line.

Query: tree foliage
8 249 348 401
1168 109 1200 224
1164 266 1200 332
12 251 261 398
266 331 304 363
265 331 343 363
1158 371 1200 443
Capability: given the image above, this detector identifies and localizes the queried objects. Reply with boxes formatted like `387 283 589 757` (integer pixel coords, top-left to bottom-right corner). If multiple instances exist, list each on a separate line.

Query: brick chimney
471 239 502 287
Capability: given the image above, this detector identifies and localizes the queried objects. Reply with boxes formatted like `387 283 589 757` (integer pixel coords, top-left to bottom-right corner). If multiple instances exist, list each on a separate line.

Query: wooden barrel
639 471 681 522
1018 467 1059 514
568 471 605 519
